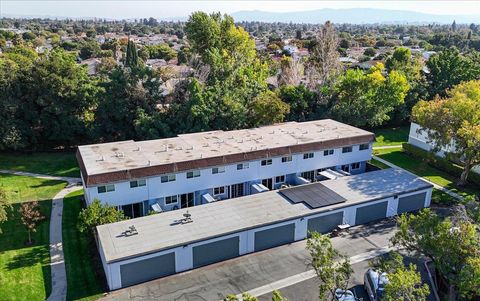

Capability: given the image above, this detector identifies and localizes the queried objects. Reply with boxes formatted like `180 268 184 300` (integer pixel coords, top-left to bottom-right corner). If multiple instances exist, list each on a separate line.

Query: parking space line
229 246 394 300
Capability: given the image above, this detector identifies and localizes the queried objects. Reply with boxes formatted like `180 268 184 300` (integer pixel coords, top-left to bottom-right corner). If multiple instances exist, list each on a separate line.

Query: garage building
96 168 433 290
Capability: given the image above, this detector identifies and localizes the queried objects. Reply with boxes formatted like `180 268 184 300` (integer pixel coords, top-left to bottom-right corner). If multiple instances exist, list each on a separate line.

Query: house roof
77 119 375 186
96 168 433 263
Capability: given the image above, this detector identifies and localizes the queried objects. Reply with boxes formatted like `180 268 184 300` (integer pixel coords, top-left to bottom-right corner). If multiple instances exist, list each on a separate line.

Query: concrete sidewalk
0 169 81 184
46 184 83 301
101 220 396 301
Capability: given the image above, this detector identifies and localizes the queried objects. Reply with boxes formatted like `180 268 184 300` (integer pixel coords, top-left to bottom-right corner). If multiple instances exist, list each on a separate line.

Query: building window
118 202 143 218
130 179 146 188
186 170 200 179
212 166 225 174
261 159 272 166
341 165 350 172
165 195 178 205
161 174 176 183
275 175 286 183
281 155 292 163
303 152 314 159
301 170 315 182
323 149 334 156
237 163 249 170
342 146 353 153
351 162 361 169
213 186 225 195
359 143 369 151
97 184 115 194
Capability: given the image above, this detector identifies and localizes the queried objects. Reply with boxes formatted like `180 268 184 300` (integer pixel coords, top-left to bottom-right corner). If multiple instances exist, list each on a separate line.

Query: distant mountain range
3 8 480 24
230 8 480 24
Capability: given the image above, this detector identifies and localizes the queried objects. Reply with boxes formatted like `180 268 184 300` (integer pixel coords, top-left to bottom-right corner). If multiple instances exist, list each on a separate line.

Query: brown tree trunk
447 284 457 301
27 230 31 245
459 159 472 186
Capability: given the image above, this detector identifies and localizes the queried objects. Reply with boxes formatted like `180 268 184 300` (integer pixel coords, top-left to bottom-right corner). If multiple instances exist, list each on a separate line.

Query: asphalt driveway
101 220 396 301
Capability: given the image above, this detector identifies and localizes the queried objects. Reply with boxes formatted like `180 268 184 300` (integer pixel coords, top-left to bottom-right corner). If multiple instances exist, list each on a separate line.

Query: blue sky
1 1 480 19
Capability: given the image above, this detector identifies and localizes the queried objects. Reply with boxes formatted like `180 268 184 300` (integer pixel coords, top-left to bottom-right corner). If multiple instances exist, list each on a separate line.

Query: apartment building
77 119 375 218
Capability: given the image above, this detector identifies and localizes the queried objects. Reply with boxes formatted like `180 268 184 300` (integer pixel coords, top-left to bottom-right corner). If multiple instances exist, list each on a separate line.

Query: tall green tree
125 38 139 68
0 47 98 150
391 209 480 301
426 48 480 98
95 66 164 142
306 232 353 301
385 47 428 122
178 12 268 131
330 64 409 127
412 80 480 185
280 84 324 122
248 90 290 126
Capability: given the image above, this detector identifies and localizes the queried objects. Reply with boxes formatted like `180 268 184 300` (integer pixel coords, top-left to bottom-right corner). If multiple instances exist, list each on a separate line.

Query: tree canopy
391 209 480 300
330 64 409 127
412 80 480 185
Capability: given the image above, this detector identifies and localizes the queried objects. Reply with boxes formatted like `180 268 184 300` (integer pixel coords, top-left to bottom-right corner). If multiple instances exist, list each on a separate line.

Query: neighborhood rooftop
97 168 432 263
77 119 374 185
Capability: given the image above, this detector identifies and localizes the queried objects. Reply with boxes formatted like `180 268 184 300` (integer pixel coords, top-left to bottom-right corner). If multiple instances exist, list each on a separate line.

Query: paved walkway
47 183 83 301
372 145 403 150
0 169 83 301
0 169 81 184
372 155 464 200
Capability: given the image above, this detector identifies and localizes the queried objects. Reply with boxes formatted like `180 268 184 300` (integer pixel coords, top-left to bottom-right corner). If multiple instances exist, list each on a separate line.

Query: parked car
364 268 389 301
335 288 356 301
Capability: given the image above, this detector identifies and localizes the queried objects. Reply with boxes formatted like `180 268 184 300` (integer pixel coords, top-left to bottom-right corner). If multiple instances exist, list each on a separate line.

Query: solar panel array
280 182 347 209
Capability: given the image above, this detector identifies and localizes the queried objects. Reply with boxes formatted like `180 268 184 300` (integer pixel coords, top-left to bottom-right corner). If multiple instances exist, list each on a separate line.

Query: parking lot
102 220 401 301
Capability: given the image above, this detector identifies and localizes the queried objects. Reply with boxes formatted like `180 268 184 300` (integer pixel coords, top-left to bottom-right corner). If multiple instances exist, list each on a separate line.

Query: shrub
402 143 480 186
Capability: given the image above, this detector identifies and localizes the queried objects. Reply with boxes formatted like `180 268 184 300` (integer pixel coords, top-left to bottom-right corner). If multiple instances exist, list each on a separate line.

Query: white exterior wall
104 187 433 290
408 122 480 174
85 143 373 208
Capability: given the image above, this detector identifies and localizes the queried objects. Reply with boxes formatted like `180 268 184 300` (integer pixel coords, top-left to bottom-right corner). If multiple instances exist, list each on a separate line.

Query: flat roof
97 169 432 263
77 119 374 185
280 183 347 208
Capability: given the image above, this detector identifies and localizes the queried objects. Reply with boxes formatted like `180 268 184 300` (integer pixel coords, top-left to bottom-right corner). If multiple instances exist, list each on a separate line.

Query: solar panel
280 182 347 209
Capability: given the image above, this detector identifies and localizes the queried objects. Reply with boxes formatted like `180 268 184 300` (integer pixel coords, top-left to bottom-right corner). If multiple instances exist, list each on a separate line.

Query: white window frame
261 159 272 166
342 146 353 153
165 195 178 205
275 175 286 183
303 152 314 159
213 186 225 196
130 179 146 188
186 170 201 179
212 166 226 174
161 174 176 183
98 184 115 194
359 143 369 151
237 162 249 170
323 149 334 156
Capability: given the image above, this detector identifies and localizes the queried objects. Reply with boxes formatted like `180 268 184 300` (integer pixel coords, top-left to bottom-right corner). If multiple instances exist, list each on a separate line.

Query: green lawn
374 147 480 198
372 125 410 147
0 201 52 301
0 152 80 178
0 173 67 203
63 190 105 301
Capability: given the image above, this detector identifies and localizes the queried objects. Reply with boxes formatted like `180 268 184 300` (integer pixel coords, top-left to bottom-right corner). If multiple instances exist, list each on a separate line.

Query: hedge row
402 143 480 187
